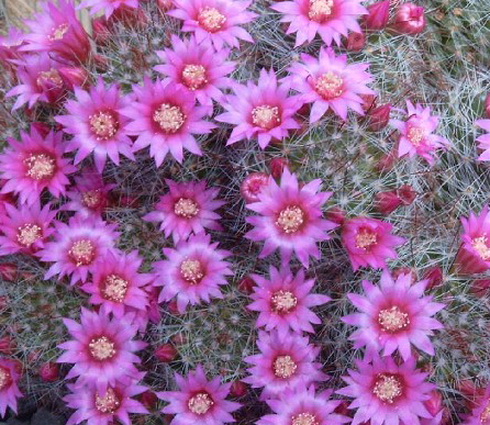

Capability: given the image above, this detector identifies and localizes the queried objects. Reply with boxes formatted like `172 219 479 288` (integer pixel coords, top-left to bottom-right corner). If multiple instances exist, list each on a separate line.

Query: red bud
345 31 366 52
397 185 416 205
424 390 443 417
238 276 256 294
230 380 248 397
92 17 112 45
0 263 18 282
367 104 392 131
31 122 52 138
361 94 377 113
240 172 270 203
392 3 426 35
269 158 289 179
423 266 444 290
59 66 89 89
365 0 391 30
326 207 346 225
485 93 490 118
141 390 158 410
39 362 60 382
375 190 403 215
155 343 178 362
0 336 15 355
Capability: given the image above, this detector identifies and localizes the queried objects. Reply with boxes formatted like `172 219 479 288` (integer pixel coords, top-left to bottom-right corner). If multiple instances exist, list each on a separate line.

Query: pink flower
55 79 134 172
0 357 22 418
341 216 406 271
286 47 374 122
343 270 444 361
272 0 367 47
157 365 241 425
38 214 120 285
144 179 224 243
216 69 302 148
244 330 327 400
79 0 140 18
338 354 435 425
462 386 490 425
248 266 330 336
390 101 450 165
245 169 337 268
0 28 25 68
475 119 490 161
155 35 235 109
167 0 257 49
240 172 271 203
58 308 146 393
154 232 232 312
392 3 426 35
365 0 390 30
121 78 215 166
0 128 76 205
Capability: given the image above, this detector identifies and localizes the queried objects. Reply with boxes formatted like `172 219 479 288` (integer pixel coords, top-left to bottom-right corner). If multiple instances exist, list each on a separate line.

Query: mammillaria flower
79 0 140 18
122 78 215 166
338 354 435 425
343 270 444 360
0 128 76 205
245 169 336 268
0 357 22 418
39 214 120 285
155 35 235 110
144 179 224 243
157 365 240 425
154 232 232 312
58 308 146 393
341 216 406 271
247 266 330 336
286 47 374 122
272 0 367 47
216 69 302 148
244 330 327 400
475 119 490 162
167 0 257 49
390 101 450 165
55 79 134 173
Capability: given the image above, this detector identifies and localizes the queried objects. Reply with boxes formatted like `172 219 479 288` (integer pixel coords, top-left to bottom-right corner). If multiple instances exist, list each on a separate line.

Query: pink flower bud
345 31 366 52
172 333 187 346
39 362 60 382
365 0 391 30
141 390 158 410
423 266 443 290
392 3 426 35
31 122 51 138
375 190 403 215
92 17 112 45
397 184 416 205
240 172 270 203
59 67 89 89
470 279 490 296
155 343 178 362
269 158 289 179
485 93 490 118
230 380 248 397
424 390 443 417
0 263 17 282
376 149 398 172
326 207 346 225
238 276 256 294
367 103 392 131
0 336 15 354
167 299 181 315
361 94 377 113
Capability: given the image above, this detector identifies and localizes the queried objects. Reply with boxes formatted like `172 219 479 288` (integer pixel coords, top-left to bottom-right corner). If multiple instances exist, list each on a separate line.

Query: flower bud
423 266 443 290
365 0 391 30
39 362 60 382
345 31 366 52
238 276 256 294
155 343 178 362
392 3 426 35
485 93 490 118
367 103 392 131
326 207 346 225
141 390 158 410
0 336 15 354
92 17 112 45
240 172 270 203
269 158 289 179
59 66 89 89
230 380 248 397
31 122 51 138
361 94 377 113
0 263 17 282
375 190 403 215
397 184 416 205
424 390 443 417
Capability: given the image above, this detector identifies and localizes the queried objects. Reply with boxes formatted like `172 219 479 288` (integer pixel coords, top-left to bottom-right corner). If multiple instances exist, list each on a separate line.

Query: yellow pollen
292 412 319 425
24 153 56 180
174 198 200 218
180 258 204 284
308 0 334 23
17 223 42 247
182 64 208 90
407 127 425 147
197 7 227 33
89 336 116 361
89 111 119 141
373 374 403 404
378 306 410 333
276 206 305 234
271 290 298 314
188 392 214 415
153 103 186 134
355 229 378 250
0 367 11 391
95 388 121 414
273 355 297 379
480 402 490 423
68 239 95 266
315 72 344 100
48 23 70 41
103 274 129 303
472 236 490 260
82 190 102 209
36 68 64 87
251 105 281 130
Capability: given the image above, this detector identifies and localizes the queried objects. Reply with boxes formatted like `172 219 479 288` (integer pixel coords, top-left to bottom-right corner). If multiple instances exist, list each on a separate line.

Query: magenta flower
272 0 367 47
248 266 330 336
154 232 232 312
338 354 435 425
155 35 235 109
167 0 257 49
0 201 56 256
58 308 146 393
216 69 302 148
286 47 374 122
157 365 240 425
475 119 490 162
144 179 225 243
341 216 406 271
0 28 25 68
343 270 444 361
245 169 337 268
55 79 134 172
79 0 140 18
81 251 152 318
244 330 327 400
38 214 120 285
0 357 22 418
0 128 76 205
122 78 215 166
390 101 450 165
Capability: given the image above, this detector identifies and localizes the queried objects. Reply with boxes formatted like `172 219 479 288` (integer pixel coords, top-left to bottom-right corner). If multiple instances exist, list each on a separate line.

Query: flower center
49 23 70 41
188 392 214 415
251 105 281 130
355 229 378 250
273 355 297 379
95 388 121 414
174 198 200 218
36 69 64 88
276 206 305 234
471 236 490 260
407 126 425 147
271 290 298 314
82 190 103 209
292 412 320 425
182 64 208 90
373 374 403 404
17 223 42 247
378 306 410 333
24 153 56 180
102 274 129 303
89 111 119 141
180 258 204 284
89 336 116 361
308 0 334 23
153 103 186 134
315 72 344 100
68 239 96 266
0 366 11 391
197 7 227 33
481 402 490 423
